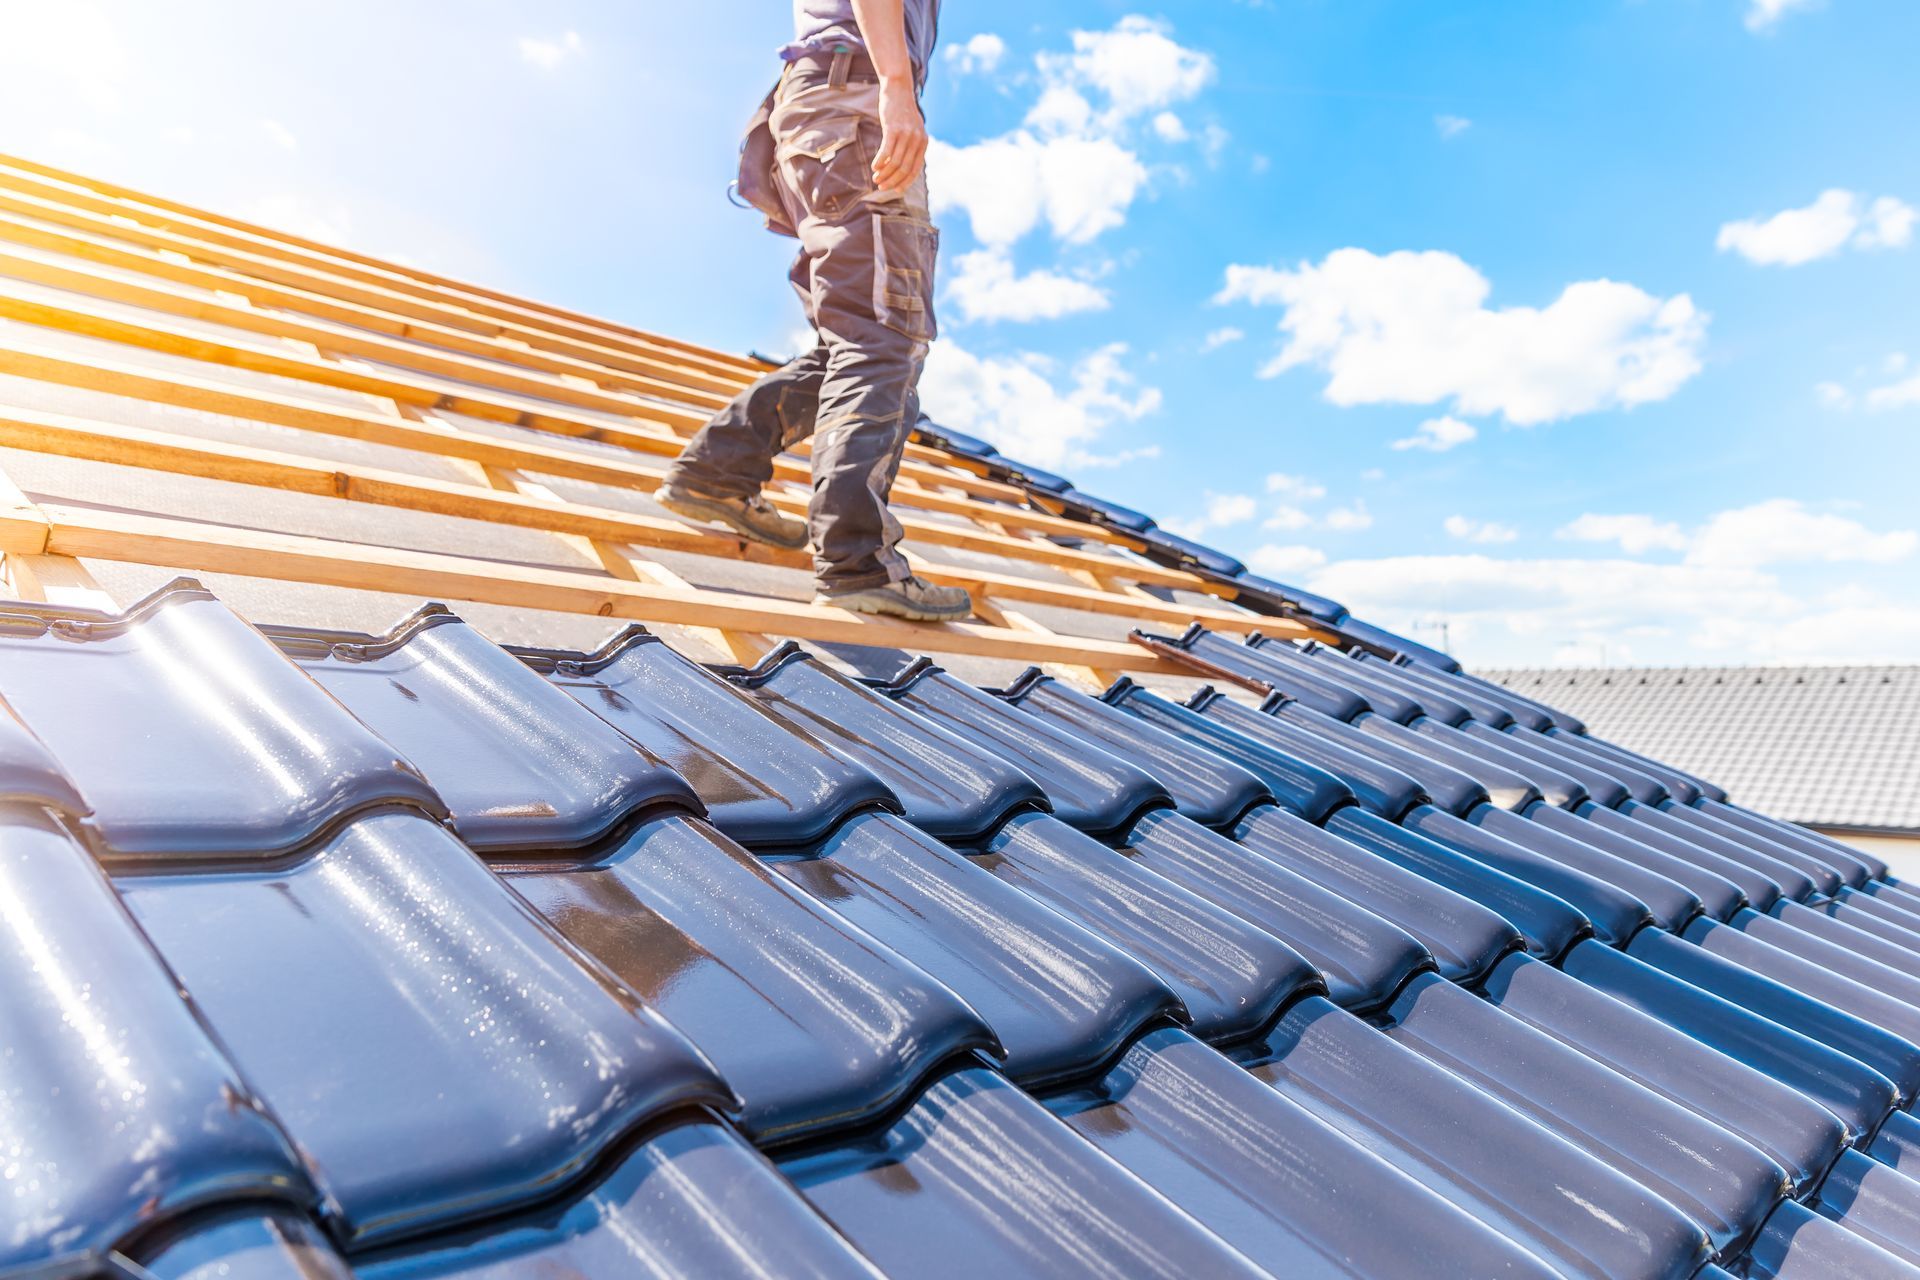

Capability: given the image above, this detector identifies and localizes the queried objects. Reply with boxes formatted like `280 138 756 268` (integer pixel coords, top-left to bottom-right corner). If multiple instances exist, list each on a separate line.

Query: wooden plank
0 243 724 428
0 205 744 405
38 503 1189 674
0 293 1112 534
0 342 1114 545
0 164 1092 513
0 405 1290 637
0 460 50 554
0 154 765 381
455 438 776 665
3 553 117 608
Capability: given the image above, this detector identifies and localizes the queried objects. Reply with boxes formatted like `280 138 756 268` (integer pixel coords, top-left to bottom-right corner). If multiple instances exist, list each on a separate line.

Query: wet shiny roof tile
728 645 1045 843
268 608 702 852
0 581 444 859
881 661 1168 837
512 629 898 850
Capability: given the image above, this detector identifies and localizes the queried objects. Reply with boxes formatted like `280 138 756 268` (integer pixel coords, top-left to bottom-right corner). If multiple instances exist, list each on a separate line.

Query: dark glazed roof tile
1483 951 1849 1196
881 661 1168 837
1134 625 1373 721
504 812 997 1144
0 706 86 818
271 610 702 853
729 645 1045 843
1103 679 1356 823
1411 718 1590 808
1227 574 1350 623
513 629 898 850
116 808 732 1246
1270 700 1498 817
1303 642 1475 725
1119 807 1433 1011
0 581 444 859
0 804 311 1275
134 1209 354 1279
776 812 1183 1087
1247 634 1427 723
1383 973 1786 1257
1400 806 1657 948
1045 487 1156 532
1244 996 1712 1280
1326 807 1594 962
1045 1026 1562 1278
999 670 1270 829
352 1122 887 1280
1347 711 1543 811
1232 805 1526 985
1359 652 1519 729
781 1066 1271 1280
1188 689 1426 821
979 811 1318 1041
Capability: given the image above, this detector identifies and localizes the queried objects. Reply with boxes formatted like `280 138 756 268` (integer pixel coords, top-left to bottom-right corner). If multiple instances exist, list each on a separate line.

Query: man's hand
873 75 928 192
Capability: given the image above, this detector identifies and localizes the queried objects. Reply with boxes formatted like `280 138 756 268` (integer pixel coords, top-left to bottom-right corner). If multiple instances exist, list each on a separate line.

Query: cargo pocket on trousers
874 214 939 345
776 115 868 223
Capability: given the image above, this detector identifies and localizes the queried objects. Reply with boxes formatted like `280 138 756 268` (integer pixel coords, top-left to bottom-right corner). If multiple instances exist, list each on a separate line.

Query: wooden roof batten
0 154 1327 682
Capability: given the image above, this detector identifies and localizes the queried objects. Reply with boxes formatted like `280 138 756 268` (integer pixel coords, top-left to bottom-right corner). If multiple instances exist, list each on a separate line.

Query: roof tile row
4 583 1920 1279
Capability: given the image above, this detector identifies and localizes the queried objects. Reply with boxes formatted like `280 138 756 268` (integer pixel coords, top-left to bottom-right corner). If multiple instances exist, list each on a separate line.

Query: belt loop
829 43 851 90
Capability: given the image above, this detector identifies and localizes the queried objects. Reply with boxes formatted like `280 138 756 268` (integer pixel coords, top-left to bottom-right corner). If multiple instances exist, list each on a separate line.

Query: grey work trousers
665 66 938 591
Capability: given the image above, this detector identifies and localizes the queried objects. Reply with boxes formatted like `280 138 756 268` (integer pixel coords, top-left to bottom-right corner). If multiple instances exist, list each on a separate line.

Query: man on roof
657 0 970 622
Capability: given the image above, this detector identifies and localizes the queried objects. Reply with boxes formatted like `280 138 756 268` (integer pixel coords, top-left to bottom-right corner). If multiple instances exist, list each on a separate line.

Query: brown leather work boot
657 485 808 550
815 575 974 622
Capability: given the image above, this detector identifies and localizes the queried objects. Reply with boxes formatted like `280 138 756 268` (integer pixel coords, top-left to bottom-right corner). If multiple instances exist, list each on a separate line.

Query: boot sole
815 593 973 622
657 493 808 551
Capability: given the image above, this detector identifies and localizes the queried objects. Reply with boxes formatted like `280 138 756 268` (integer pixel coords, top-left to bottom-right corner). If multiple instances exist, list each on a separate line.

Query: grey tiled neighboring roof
1481 666 1920 833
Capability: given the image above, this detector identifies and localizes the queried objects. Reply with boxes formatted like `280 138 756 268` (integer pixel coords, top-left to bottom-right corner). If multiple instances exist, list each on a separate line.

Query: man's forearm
849 0 913 85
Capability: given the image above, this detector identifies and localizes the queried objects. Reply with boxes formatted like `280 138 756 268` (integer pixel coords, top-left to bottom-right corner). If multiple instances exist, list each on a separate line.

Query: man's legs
662 66 967 617
663 346 827 502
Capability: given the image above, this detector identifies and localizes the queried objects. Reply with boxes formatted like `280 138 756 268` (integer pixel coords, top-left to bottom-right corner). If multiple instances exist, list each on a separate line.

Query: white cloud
519 30 584 71
1201 326 1245 352
1686 499 1916 566
1558 513 1690 555
1248 545 1328 577
932 15 1212 252
929 132 1149 247
1218 248 1706 426
1867 372 1920 410
1391 415 1478 452
1038 15 1215 128
1302 551 1920 666
1152 112 1189 143
920 339 1160 468
1445 515 1518 544
259 118 298 152
1717 189 1916 266
1324 501 1374 532
945 33 1007 74
1164 491 1259 538
946 249 1110 323
1746 0 1822 32
1266 472 1328 501
1435 115 1472 140
1555 502 1913 567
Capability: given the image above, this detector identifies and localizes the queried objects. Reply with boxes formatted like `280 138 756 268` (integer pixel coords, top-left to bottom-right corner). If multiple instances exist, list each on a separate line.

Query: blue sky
2 0 1915 666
